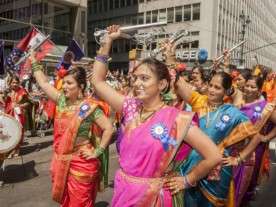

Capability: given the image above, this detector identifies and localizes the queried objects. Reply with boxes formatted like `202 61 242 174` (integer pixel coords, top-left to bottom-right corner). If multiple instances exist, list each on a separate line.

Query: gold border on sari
69 168 99 183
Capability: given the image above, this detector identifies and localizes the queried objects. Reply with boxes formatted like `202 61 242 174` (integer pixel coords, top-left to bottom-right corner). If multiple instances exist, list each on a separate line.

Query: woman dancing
30 51 113 207
90 25 222 207
223 75 276 206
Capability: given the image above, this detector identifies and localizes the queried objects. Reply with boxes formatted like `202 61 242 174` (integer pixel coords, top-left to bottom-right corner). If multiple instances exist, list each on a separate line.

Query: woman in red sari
4 75 29 156
30 51 113 207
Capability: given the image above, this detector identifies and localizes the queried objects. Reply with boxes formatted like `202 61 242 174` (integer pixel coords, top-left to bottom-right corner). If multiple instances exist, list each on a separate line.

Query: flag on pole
55 39 85 90
57 39 85 70
5 27 54 74
0 40 4 75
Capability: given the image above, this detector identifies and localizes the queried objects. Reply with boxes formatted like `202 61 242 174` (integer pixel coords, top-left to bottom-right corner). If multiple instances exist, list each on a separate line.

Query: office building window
146 11 151 23
138 13 144 24
115 0 119 8
175 6 182 22
120 0 125 7
159 9 166 22
191 40 199 48
125 15 131 24
110 0 113 9
192 3 200 20
191 31 200 36
125 40 131 51
113 41 118 53
133 0 138 4
126 0 131 6
139 0 144 2
103 0 108 11
99 0 103 12
152 10 158 23
183 42 189 49
132 15 137 25
93 1 98 13
184 5 191 21
167 7 174 23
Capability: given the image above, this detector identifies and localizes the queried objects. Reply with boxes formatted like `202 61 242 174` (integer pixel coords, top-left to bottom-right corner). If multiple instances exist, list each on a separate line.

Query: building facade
0 0 87 54
87 0 276 70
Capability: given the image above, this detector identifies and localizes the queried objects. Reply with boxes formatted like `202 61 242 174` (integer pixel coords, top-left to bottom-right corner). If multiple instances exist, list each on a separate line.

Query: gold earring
78 92 83 100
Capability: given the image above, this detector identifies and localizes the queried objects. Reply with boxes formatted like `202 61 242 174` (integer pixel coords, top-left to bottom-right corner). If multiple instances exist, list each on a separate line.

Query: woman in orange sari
30 51 113 207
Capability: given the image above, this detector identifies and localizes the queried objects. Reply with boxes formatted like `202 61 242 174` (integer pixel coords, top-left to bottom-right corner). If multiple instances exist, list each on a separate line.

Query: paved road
0 134 276 207
0 134 118 207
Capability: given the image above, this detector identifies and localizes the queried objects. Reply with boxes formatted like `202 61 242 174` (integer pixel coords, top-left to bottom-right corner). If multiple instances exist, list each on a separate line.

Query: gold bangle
237 153 243 164
32 62 43 73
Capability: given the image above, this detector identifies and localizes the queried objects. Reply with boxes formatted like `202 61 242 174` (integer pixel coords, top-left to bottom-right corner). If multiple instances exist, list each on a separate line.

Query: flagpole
14 35 51 66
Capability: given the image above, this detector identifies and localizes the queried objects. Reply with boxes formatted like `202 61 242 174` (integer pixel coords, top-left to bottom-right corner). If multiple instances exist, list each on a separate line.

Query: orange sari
51 97 103 206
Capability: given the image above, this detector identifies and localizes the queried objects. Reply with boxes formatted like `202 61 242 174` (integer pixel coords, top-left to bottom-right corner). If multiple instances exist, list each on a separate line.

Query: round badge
222 115 230 122
81 104 89 111
154 125 165 136
254 106 261 112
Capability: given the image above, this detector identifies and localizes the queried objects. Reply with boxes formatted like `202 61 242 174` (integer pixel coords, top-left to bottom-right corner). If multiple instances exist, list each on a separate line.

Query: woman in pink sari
30 51 113 207
90 25 222 207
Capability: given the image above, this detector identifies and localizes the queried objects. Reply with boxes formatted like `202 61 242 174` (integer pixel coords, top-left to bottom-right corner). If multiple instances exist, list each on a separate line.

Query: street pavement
0 133 276 207
0 133 118 207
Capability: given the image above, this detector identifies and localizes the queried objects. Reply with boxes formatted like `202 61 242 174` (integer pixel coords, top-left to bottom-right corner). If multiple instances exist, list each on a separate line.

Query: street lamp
239 10 251 67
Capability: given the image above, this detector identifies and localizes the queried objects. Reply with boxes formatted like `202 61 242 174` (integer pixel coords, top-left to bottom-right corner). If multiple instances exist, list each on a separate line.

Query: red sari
5 87 28 126
51 97 104 207
5 87 28 150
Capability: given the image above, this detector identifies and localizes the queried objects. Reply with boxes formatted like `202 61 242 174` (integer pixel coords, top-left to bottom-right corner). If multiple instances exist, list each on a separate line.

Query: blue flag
57 39 85 70
0 40 5 75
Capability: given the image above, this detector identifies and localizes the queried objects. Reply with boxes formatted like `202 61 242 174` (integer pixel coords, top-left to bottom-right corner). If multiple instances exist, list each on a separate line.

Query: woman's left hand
222 156 239 166
163 176 185 195
79 148 97 160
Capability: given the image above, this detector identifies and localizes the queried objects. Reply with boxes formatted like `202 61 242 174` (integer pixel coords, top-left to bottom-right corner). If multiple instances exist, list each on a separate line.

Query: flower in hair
57 66 68 78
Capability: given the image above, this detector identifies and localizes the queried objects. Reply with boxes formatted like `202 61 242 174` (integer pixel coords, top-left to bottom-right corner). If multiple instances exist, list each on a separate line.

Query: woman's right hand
222 156 239 166
29 49 36 63
103 25 122 43
164 176 185 195
79 148 97 160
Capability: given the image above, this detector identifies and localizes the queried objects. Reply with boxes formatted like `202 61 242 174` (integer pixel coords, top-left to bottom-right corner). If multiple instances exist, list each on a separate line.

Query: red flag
19 27 54 77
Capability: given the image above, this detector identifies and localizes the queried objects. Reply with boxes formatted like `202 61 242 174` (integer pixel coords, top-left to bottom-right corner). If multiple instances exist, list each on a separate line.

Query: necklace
139 103 165 123
205 102 223 128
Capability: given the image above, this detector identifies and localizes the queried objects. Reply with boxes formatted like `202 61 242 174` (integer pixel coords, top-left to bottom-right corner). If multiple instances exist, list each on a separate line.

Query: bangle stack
94 146 105 158
32 61 43 73
236 153 243 165
95 55 111 65
184 175 197 189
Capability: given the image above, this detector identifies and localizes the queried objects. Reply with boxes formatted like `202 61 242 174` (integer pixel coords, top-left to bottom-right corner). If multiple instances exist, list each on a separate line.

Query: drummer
3 75 29 157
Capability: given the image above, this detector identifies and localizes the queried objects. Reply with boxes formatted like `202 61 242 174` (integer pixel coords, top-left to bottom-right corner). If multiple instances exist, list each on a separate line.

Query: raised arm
90 25 125 112
175 77 194 103
30 50 59 102
161 40 194 103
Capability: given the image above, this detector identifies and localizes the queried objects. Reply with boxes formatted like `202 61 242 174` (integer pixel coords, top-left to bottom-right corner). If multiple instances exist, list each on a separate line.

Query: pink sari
112 98 194 207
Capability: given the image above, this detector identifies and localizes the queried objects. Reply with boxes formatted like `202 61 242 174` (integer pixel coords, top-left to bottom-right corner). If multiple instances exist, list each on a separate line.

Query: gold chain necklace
139 103 165 123
205 102 223 128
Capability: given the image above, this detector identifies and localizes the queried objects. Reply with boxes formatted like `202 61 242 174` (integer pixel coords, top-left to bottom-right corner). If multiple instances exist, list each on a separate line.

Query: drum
0 112 22 154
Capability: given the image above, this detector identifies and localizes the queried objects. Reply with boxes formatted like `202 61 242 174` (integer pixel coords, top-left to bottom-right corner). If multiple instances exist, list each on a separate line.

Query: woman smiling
90 25 221 207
